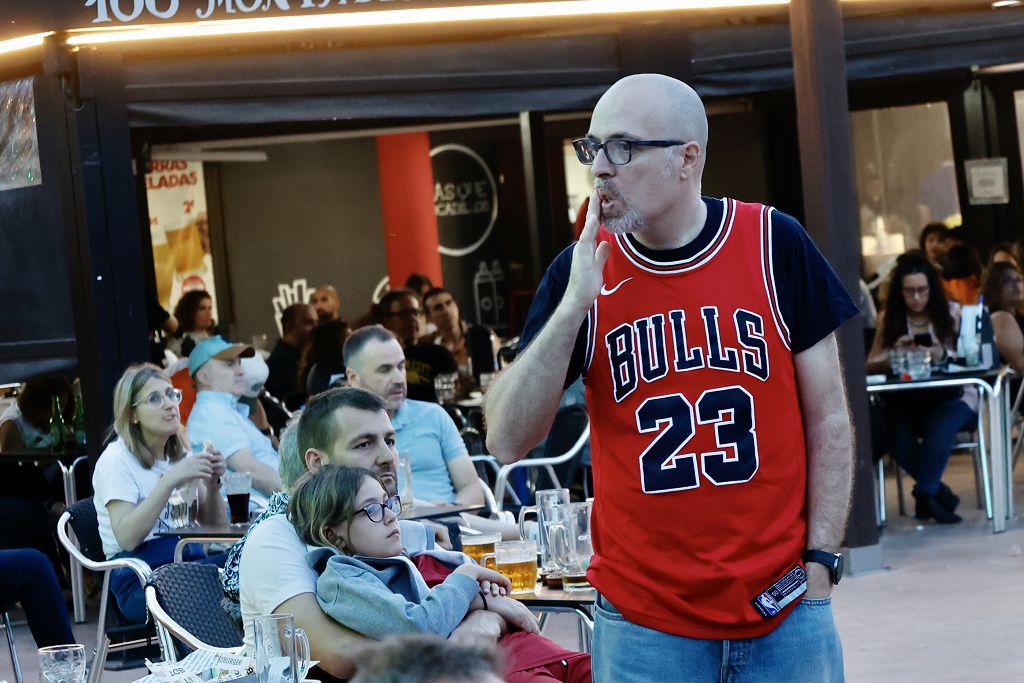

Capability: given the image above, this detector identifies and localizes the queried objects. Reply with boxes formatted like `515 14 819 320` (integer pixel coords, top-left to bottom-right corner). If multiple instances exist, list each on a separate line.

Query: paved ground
2 453 1020 682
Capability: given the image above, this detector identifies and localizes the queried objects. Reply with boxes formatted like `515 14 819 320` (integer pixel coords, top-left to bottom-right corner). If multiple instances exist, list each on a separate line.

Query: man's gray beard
603 206 644 235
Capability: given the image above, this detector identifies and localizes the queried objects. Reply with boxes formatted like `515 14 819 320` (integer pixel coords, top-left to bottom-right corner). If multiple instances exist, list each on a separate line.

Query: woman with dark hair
168 290 216 357
987 242 1020 271
867 252 976 524
303 320 353 396
983 261 1024 373
918 222 950 268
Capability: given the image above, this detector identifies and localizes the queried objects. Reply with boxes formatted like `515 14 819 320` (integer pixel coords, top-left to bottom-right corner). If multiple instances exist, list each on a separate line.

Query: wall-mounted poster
146 160 219 320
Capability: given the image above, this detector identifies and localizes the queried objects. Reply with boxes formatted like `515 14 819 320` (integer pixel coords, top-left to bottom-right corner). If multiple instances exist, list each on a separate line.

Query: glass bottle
48 395 65 455
73 393 87 450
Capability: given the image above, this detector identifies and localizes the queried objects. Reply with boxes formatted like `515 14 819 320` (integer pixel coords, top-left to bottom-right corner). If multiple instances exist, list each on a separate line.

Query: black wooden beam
789 0 881 563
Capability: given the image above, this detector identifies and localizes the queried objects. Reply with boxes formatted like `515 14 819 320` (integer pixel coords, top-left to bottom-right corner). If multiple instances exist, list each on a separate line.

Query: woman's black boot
914 490 962 524
935 482 961 512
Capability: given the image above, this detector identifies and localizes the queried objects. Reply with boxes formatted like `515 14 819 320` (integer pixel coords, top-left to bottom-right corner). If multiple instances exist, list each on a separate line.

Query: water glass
253 614 310 683
167 479 199 529
889 347 907 378
398 454 415 512
906 348 931 380
434 372 458 404
38 644 85 683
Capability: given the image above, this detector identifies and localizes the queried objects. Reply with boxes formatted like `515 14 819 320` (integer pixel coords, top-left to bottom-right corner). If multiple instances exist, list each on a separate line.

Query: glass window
851 103 960 276
0 78 42 192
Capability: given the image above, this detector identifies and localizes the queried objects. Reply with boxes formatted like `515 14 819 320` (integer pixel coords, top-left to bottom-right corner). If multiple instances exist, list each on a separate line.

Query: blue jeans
0 548 75 647
885 395 976 495
592 594 843 683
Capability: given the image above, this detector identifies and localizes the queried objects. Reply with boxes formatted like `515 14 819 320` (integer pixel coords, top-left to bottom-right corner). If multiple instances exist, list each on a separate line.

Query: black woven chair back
66 498 105 563
148 562 242 651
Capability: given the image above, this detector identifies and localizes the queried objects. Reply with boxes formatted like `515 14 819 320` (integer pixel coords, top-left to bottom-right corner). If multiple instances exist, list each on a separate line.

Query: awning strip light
0 32 54 56
65 0 792 47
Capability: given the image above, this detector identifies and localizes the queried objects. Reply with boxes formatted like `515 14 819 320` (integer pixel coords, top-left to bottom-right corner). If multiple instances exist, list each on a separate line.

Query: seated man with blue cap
187 336 282 511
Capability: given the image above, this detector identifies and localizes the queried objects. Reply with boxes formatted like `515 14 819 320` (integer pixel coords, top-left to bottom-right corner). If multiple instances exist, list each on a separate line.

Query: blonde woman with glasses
91 363 226 622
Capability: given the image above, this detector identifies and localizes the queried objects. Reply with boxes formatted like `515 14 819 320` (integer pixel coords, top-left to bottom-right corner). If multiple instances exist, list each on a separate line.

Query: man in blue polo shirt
343 326 483 506
187 336 282 510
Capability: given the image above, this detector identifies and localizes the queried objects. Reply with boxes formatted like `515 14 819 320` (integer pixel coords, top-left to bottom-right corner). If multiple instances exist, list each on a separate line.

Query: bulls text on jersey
603 305 770 403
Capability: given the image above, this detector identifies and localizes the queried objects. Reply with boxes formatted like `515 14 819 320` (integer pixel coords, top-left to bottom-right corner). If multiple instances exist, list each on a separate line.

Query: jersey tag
750 564 807 619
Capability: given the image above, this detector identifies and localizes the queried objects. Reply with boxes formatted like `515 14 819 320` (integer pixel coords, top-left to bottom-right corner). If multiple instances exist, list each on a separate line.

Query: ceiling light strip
0 32 55 56
65 0 791 46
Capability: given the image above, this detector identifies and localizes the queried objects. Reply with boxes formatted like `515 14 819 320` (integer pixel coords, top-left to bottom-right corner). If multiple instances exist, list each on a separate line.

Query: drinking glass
253 614 310 683
889 347 907 378
552 501 593 591
518 488 570 573
167 479 199 529
398 454 415 512
462 532 502 565
38 644 85 683
481 540 539 595
479 372 497 394
224 471 252 526
906 348 931 380
434 373 458 404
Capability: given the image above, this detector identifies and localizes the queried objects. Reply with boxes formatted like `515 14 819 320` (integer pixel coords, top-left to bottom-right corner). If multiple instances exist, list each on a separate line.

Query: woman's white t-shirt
92 438 174 559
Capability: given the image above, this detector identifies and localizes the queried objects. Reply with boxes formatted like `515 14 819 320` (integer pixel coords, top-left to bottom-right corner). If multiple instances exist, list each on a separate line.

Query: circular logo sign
430 144 498 258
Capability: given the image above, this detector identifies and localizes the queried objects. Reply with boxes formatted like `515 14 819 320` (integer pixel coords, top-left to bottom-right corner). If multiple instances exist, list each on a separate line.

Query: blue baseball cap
189 336 255 377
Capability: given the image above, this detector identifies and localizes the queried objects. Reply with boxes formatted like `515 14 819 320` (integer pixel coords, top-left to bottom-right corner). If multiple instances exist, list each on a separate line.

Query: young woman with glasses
983 261 1024 374
867 251 977 524
91 363 227 621
289 465 593 681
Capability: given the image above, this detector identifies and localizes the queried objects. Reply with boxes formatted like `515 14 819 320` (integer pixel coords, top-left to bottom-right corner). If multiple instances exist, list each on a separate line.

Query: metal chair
491 405 591 511
56 499 154 683
145 563 243 662
1 607 24 683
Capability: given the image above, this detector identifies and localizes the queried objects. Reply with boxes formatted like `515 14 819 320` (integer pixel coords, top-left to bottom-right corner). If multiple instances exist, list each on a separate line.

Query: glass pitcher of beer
481 540 538 595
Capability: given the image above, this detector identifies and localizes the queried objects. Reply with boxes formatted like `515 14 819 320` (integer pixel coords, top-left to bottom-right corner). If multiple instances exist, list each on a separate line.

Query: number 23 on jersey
637 386 759 494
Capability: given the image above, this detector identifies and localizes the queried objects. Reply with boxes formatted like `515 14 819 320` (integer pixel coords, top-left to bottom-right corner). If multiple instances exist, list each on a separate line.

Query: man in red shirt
486 74 855 682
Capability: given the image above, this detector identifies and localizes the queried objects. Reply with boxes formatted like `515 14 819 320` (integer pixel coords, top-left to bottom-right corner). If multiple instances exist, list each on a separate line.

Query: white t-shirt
238 514 315 654
92 438 174 559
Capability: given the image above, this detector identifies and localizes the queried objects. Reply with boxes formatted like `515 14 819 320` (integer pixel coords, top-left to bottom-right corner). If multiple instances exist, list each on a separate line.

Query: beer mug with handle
253 614 310 683
552 501 593 591
517 488 569 573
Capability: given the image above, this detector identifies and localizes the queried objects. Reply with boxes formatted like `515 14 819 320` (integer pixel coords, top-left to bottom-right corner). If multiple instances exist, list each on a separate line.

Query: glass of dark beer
224 471 252 526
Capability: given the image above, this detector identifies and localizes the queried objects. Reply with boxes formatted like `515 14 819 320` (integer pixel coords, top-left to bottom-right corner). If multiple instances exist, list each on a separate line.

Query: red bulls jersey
584 199 807 639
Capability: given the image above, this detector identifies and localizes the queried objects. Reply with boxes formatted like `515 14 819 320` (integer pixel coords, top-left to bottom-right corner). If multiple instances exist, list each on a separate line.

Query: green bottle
73 394 87 450
49 395 65 454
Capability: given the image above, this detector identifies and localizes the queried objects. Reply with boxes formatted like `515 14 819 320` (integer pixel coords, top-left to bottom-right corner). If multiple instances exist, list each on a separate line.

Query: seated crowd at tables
865 228 1024 525
0 279 588 680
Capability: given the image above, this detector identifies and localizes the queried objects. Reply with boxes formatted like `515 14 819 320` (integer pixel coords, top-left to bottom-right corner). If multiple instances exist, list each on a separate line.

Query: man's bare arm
485 192 609 463
447 454 485 506
793 332 854 598
274 593 362 679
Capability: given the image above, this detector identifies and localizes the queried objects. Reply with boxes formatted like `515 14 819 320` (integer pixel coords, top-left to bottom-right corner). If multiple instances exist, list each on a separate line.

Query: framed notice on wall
964 158 1009 205
146 160 219 319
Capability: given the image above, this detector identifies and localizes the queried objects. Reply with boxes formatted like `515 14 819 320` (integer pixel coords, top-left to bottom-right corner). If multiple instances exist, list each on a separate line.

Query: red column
376 132 443 289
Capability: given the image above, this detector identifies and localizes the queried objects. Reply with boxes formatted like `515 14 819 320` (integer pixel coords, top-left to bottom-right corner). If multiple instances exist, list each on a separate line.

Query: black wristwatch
803 550 844 585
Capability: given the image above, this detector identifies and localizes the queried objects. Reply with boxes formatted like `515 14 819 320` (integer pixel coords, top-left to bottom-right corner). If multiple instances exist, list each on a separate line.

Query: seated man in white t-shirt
235 388 509 680
343 326 483 506
186 336 282 508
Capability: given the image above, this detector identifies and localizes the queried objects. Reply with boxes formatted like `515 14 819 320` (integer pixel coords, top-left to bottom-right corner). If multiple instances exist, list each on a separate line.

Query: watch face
834 553 844 584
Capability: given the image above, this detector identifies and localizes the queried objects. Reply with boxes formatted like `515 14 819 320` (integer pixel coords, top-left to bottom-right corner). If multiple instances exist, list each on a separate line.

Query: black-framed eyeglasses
133 387 183 409
572 138 690 166
359 495 402 523
902 286 930 299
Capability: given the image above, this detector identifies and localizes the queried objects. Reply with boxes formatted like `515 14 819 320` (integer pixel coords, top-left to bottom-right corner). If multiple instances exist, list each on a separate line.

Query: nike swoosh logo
601 277 633 296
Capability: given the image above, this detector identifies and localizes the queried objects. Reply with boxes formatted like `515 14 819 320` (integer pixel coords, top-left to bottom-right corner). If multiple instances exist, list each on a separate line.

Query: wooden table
156 523 249 562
